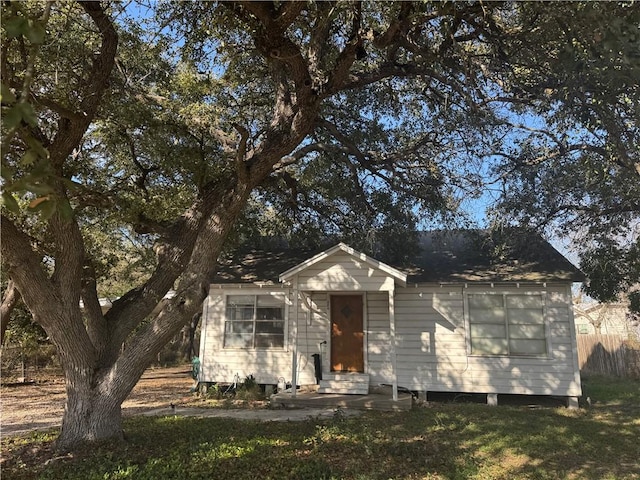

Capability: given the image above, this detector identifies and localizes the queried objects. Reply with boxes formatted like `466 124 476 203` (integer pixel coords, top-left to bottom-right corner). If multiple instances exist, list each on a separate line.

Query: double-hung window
224 294 285 348
467 293 547 356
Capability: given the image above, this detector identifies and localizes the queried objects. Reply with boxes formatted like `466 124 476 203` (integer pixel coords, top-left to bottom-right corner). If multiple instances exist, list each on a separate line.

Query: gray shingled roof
213 230 584 285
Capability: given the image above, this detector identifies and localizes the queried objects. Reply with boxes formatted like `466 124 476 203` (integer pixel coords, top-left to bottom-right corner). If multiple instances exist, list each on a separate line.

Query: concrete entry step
318 384 369 395
322 373 369 383
319 373 369 394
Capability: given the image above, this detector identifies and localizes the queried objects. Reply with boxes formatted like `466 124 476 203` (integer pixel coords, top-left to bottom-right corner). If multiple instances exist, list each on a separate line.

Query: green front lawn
3 376 639 480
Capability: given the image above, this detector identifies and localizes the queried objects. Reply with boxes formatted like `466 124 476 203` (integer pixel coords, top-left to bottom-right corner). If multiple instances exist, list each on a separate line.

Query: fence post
20 348 26 383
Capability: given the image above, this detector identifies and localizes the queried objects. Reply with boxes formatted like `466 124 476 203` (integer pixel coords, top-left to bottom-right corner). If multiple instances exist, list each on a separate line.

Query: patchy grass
581 374 640 404
3 376 639 480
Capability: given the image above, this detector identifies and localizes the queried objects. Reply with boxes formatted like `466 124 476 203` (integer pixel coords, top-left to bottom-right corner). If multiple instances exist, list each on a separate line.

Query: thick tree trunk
2 0 329 453
57 379 124 450
52 187 249 450
55 343 152 450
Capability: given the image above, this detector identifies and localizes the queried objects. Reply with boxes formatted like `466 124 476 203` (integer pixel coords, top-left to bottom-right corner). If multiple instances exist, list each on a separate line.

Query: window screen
224 294 285 348
468 294 546 356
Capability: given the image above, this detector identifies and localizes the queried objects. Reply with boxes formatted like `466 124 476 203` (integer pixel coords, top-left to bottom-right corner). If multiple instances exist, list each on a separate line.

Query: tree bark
57 369 125 447
0 280 21 344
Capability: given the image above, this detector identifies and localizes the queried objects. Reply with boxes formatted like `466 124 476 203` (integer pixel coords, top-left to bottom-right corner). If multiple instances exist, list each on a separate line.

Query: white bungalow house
198 230 584 407
573 300 634 338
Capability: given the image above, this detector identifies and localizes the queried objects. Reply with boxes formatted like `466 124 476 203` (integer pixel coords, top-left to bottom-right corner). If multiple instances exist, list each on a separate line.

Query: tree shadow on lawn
425 404 639 480
3 403 639 480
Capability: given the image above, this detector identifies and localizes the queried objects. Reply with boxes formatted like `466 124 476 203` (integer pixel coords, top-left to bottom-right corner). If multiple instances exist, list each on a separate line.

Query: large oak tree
491 2 640 311
1 1 637 450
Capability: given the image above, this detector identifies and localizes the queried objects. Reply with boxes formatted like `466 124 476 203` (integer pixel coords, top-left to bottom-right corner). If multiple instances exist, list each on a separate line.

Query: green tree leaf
20 149 39 166
27 195 56 220
25 136 49 159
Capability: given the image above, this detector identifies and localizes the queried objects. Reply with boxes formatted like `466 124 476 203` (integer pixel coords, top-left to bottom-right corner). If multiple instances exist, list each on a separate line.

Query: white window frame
464 291 549 358
223 292 288 350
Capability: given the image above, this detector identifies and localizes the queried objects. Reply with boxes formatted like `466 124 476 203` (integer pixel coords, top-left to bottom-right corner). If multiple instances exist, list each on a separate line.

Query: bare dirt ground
1 366 195 436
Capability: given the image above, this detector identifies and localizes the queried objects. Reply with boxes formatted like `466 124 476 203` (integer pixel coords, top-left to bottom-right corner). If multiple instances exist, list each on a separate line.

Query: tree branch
272 142 337 170
233 123 250 182
550 203 640 217
0 216 58 322
237 1 314 104
102 181 252 402
47 1 118 168
0 216 97 370
373 3 414 49
319 119 444 202
1 280 21 345
318 118 369 165
104 178 237 357
272 1 306 31
307 2 335 83
32 94 84 122
326 2 364 93
80 262 108 356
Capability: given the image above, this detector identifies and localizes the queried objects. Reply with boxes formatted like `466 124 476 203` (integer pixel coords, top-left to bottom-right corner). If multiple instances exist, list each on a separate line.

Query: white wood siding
198 287 294 385
365 292 394 385
200 281 582 397
294 292 330 385
296 252 394 291
393 284 582 396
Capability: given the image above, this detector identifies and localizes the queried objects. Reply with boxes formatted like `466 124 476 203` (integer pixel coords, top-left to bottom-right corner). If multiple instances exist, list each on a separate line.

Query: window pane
227 295 255 306
469 308 506 323
506 295 542 309
471 338 508 355
255 320 284 334
255 334 284 348
471 323 507 338
224 294 285 349
509 339 546 355
226 296 254 321
256 307 283 320
225 321 253 334
468 293 547 356
226 306 254 321
509 324 545 339
469 295 504 308
257 294 284 307
224 333 253 348
508 308 544 325
257 295 284 322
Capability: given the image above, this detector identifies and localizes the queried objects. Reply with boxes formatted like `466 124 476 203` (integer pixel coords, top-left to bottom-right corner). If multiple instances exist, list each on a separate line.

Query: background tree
2 1 638 451
491 2 640 312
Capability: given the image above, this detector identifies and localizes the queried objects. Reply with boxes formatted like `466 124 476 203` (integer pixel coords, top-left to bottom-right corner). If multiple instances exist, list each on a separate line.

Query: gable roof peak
279 242 407 286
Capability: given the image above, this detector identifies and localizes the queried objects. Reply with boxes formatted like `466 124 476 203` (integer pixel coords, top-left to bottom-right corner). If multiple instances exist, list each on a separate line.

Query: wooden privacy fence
577 334 628 377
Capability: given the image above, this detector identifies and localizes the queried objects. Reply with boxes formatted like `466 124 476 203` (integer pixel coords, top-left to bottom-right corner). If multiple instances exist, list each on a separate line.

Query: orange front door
330 295 364 372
